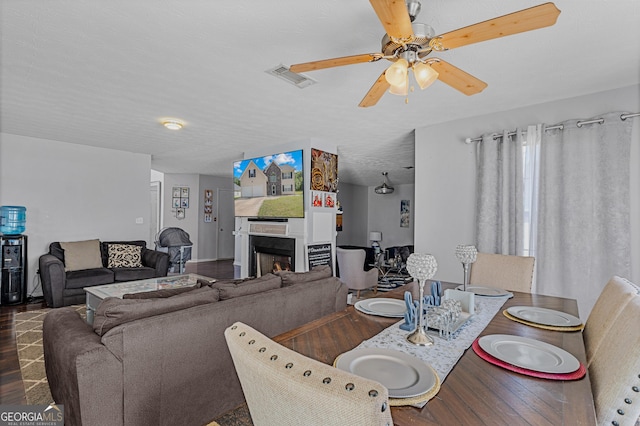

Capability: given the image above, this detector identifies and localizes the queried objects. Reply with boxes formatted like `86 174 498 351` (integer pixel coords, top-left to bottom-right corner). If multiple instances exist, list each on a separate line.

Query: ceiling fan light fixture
413 62 439 90
375 172 395 194
384 58 408 87
388 77 408 96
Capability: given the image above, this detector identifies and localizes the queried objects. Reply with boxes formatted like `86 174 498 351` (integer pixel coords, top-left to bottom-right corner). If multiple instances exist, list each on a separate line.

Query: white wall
336 182 369 246
367 183 415 249
414 86 640 303
0 133 151 296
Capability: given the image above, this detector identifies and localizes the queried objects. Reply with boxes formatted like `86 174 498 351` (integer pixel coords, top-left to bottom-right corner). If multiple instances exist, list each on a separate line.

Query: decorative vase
455 244 477 291
405 253 438 346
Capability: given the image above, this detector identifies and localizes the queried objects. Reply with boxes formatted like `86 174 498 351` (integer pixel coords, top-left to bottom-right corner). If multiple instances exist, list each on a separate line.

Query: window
282 172 293 179
249 169 256 178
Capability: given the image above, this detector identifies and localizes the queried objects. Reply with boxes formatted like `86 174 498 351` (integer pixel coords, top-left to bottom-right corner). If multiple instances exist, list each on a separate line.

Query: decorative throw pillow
59 239 104 272
107 244 143 268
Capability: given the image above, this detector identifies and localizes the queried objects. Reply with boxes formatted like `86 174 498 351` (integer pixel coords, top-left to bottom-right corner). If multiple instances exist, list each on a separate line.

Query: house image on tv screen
239 160 295 197
233 149 304 218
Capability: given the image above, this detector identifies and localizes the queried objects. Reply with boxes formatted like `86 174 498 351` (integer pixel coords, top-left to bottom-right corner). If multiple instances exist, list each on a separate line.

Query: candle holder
406 253 438 346
455 244 477 291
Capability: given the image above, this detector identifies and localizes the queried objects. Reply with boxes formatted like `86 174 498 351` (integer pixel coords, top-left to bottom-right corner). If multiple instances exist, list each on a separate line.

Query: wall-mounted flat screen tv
233 149 304 218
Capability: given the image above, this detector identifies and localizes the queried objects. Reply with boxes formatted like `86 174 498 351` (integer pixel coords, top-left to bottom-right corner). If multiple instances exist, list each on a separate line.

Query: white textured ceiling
2 1 639 186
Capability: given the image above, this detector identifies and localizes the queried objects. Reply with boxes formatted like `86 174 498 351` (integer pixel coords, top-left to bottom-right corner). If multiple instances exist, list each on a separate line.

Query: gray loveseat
42 266 348 426
39 239 169 308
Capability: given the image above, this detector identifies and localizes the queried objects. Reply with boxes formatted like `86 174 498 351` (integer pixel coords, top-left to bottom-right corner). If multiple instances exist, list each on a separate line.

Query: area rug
14 304 85 405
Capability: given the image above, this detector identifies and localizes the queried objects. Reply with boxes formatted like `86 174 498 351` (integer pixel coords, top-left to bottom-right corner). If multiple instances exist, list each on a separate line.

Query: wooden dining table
274 280 597 425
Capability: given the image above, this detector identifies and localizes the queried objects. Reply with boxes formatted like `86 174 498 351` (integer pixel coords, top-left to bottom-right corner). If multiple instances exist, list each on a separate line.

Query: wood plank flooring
0 259 234 405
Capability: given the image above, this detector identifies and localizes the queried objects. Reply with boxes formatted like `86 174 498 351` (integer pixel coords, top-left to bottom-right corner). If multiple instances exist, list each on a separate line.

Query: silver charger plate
354 298 406 318
456 285 512 297
507 306 582 327
478 334 580 374
335 348 436 398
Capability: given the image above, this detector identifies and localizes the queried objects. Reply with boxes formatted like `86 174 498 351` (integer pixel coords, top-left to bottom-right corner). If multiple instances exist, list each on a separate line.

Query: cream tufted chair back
224 322 393 426
588 295 640 426
584 276 639 366
469 252 535 293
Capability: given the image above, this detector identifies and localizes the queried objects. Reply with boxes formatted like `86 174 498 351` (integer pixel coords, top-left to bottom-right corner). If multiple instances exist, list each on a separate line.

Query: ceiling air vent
266 64 316 89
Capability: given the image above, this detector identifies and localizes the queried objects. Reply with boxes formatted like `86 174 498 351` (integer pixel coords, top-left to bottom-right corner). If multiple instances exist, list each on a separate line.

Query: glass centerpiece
406 253 438 346
455 244 477 291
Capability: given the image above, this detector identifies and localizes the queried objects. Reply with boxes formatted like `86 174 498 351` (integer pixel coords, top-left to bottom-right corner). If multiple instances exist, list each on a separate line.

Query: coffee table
84 273 215 324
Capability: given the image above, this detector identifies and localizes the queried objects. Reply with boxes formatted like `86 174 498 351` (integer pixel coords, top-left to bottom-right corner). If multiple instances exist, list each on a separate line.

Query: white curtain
536 112 633 318
475 129 526 255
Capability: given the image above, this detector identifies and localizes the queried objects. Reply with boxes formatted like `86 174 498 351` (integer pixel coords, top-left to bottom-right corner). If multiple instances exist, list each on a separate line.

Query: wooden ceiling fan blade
369 0 414 41
429 59 487 96
437 2 561 50
359 72 390 108
290 53 381 73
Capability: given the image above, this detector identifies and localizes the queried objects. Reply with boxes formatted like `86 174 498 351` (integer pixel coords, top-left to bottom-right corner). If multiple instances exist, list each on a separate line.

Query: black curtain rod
464 112 640 144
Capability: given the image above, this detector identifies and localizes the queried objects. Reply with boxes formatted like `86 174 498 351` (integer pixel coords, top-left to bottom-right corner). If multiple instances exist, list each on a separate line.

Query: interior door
217 189 235 259
149 181 161 247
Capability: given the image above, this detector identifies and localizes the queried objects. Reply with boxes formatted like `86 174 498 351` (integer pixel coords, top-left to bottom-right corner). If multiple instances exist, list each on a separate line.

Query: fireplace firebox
249 235 296 277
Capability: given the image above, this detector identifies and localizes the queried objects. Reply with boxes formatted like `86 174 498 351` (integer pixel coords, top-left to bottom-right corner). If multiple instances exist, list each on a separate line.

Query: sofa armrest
39 254 66 308
43 308 123 426
141 248 169 277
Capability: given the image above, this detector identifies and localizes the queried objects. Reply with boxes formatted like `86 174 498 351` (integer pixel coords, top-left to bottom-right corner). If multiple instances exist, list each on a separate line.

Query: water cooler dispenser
1 206 27 305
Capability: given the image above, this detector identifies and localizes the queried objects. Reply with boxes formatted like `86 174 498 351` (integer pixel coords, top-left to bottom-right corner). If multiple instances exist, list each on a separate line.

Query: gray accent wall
0 133 151 296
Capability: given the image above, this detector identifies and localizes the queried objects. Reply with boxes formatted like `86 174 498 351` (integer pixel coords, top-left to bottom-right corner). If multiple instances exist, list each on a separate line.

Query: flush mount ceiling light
375 171 395 195
161 119 184 130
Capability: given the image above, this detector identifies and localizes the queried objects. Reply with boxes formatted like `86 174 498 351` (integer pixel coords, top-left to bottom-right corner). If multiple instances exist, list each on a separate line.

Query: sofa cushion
66 268 114 289
122 283 201 299
213 273 282 300
100 240 147 267
107 244 143 268
93 286 220 336
60 239 104 272
112 267 157 282
276 265 333 287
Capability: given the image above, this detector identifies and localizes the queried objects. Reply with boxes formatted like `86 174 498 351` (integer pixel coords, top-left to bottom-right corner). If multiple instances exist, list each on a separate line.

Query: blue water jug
0 206 26 235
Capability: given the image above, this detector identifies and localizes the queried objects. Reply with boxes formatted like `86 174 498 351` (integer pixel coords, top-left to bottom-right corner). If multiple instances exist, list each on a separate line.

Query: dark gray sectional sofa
42 266 348 426
39 240 169 308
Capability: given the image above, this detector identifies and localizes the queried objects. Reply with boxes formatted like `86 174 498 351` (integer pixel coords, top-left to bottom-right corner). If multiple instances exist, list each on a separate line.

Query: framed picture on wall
401 200 410 228
172 187 181 198
173 197 181 208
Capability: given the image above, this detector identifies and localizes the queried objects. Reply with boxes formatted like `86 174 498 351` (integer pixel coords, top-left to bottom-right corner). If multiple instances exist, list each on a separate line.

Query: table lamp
369 231 382 256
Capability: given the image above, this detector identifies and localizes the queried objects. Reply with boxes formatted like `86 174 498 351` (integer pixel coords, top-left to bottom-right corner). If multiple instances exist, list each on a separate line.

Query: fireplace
249 235 296 277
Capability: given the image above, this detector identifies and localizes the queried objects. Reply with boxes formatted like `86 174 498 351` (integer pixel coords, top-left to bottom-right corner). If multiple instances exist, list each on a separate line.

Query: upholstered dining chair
336 247 379 298
224 322 393 426
583 275 639 366
469 252 535 293
588 294 640 426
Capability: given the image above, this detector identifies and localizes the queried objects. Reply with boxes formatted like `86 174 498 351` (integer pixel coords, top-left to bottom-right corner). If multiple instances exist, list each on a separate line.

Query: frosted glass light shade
413 62 439 90
385 59 408 86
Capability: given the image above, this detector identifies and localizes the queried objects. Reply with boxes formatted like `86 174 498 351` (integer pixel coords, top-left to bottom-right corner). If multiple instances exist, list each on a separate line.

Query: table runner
354 295 511 382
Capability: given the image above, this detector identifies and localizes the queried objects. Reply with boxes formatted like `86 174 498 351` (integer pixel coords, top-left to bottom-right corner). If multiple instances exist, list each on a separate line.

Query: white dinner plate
354 298 406 318
456 285 512 297
335 348 436 398
507 306 582 327
478 334 580 374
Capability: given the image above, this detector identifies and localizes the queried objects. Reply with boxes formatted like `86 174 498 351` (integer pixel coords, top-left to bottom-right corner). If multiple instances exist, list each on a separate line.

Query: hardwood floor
0 259 234 405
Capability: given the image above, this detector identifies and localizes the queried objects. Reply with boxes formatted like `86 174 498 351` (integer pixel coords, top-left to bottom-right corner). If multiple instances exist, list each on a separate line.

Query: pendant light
375 172 395 194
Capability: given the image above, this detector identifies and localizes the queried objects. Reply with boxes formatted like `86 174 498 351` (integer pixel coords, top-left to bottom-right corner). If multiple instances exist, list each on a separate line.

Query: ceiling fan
289 0 560 107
